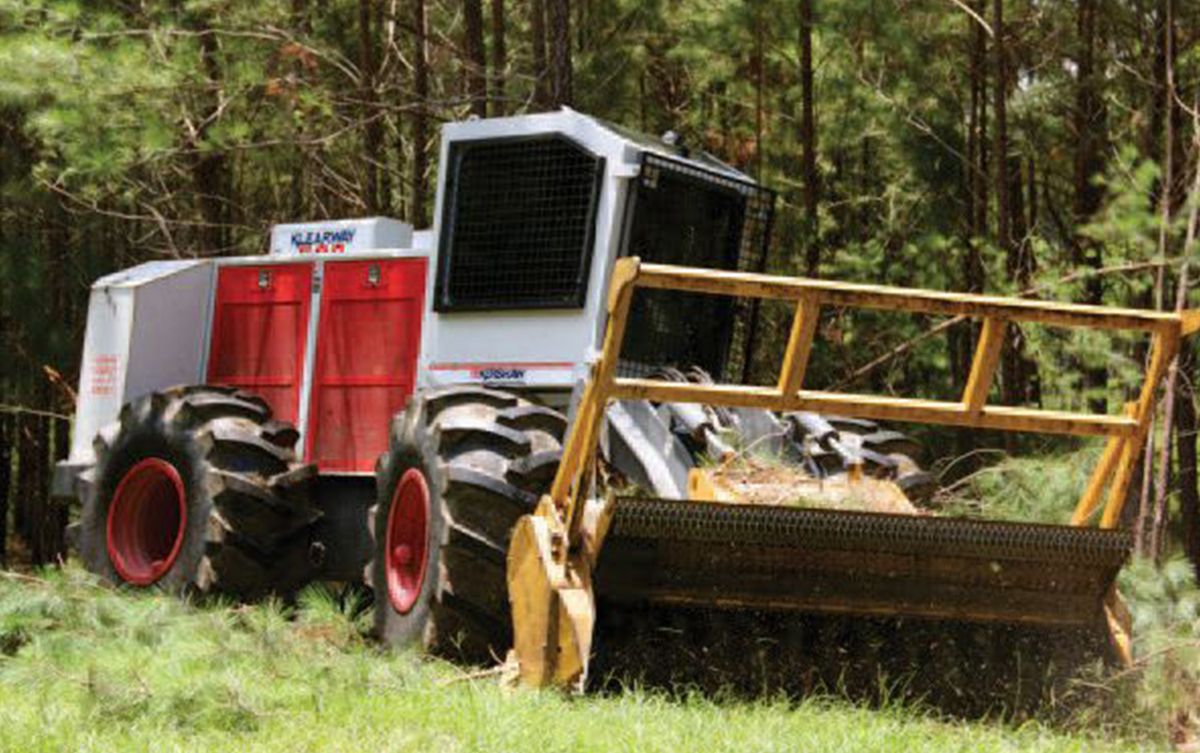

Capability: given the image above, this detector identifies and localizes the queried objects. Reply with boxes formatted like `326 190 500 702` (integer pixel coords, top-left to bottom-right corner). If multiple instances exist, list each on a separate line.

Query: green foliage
1096 558 1200 743
934 449 1200 743
0 567 1148 752
1075 558 1200 743
0 0 1195 420
1082 153 1164 275
934 443 1102 524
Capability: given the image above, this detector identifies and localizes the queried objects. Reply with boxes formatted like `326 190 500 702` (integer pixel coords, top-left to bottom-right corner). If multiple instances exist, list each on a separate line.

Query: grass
0 566 1153 753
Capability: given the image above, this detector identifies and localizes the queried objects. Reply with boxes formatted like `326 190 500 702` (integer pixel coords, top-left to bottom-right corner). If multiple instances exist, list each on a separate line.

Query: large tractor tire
77 386 320 599
370 386 565 663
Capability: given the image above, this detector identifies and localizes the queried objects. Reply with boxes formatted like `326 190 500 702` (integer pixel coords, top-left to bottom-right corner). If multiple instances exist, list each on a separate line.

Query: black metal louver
435 135 605 311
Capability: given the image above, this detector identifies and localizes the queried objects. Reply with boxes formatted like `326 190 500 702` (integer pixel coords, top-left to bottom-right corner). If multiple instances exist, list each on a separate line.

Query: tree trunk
531 0 549 109
411 0 430 224
967 0 987 287
753 7 764 181
463 0 488 117
0 295 8 568
955 5 986 409
31 411 52 565
358 0 381 211
289 0 310 218
193 15 228 254
975 34 988 241
1158 0 1186 215
1151 285 1184 563
375 0 390 210
547 0 572 107
799 0 819 277
1148 0 1181 563
1008 155 1028 284
1073 0 1104 269
0 412 9 567
14 414 26 544
992 0 1010 260
16 410 46 562
1027 155 1037 234
575 0 587 51
388 2 403 220
490 0 507 116
1074 0 1107 411
993 0 1019 408
1179 348 1200 578
44 415 67 565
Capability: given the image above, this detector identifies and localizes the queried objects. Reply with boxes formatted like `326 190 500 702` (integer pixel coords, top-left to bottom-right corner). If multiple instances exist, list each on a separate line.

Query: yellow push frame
553 258 1200 537
508 257 1199 687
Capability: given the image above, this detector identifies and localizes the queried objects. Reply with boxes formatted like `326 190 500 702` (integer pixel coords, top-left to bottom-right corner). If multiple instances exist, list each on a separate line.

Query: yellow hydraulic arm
507 257 1200 688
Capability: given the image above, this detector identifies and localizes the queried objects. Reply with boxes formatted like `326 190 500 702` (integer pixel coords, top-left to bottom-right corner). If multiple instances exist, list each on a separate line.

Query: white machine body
60 109 766 482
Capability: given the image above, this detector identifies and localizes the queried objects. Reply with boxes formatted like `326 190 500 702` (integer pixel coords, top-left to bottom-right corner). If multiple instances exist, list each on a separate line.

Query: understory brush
1108 558 1200 747
933 443 1101 523
937 446 1200 747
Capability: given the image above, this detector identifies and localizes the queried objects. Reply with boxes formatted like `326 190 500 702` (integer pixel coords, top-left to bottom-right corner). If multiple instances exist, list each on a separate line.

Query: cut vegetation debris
0 567 1160 753
703 456 922 514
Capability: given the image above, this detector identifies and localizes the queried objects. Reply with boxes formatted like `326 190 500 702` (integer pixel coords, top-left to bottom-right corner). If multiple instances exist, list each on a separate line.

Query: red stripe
428 361 575 371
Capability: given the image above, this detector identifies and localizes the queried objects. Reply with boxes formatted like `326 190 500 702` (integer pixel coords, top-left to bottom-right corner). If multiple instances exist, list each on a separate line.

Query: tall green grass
0 567 1145 753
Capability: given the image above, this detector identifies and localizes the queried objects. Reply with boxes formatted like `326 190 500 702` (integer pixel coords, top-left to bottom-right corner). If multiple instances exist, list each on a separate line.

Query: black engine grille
435 135 604 310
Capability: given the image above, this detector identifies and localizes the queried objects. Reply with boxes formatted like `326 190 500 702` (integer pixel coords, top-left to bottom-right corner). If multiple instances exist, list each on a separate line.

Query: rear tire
370 386 564 663
77 386 320 599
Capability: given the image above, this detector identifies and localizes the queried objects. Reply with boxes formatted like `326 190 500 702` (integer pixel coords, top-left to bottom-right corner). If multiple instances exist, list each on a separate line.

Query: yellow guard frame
507 257 1200 688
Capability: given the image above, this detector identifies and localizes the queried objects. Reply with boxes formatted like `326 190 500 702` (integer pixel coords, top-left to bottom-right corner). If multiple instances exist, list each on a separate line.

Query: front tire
370 386 565 663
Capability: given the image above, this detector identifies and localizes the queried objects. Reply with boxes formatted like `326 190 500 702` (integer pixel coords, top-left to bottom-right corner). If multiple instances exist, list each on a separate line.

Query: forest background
0 0 1197 575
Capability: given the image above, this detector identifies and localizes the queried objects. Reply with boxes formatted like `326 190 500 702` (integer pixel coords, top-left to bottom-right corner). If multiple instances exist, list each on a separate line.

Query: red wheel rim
385 468 431 614
105 458 187 586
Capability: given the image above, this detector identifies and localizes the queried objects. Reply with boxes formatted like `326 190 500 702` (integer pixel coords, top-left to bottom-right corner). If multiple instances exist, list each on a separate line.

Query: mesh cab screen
435 136 604 310
619 153 775 380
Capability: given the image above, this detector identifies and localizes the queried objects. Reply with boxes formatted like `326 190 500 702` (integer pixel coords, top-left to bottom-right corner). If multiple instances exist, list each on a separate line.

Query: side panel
69 260 212 465
70 287 134 464
306 258 427 472
125 263 214 406
207 264 313 425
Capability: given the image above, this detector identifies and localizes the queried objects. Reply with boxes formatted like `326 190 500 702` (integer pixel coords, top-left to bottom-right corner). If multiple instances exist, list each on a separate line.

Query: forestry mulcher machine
53 109 1200 697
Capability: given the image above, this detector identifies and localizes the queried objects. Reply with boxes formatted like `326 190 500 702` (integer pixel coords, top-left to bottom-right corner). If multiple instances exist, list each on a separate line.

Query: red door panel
207 264 312 426
308 258 427 472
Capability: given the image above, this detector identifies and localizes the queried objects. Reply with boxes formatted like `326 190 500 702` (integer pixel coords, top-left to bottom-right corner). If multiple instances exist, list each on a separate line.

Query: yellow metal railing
550 258 1200 537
